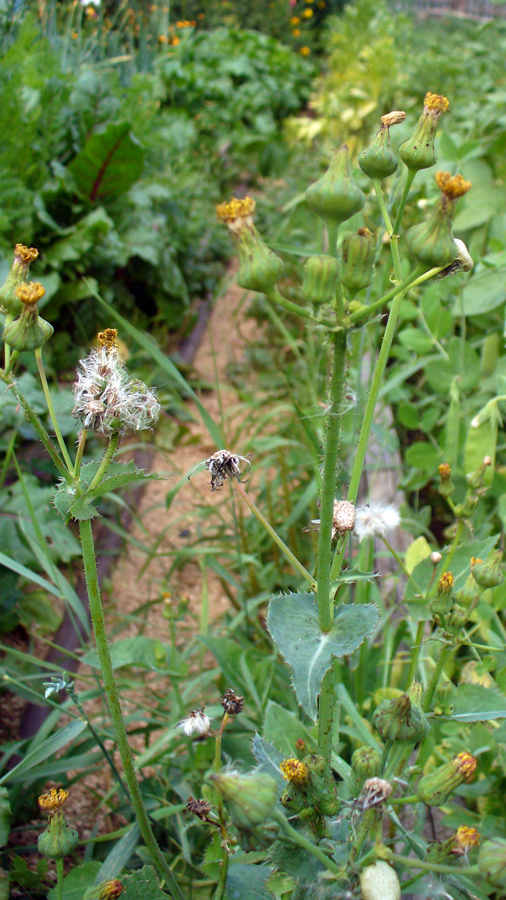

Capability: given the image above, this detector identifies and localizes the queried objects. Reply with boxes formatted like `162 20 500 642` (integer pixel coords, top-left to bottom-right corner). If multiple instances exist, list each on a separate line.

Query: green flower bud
416 752 477 806
302 255 339 305
373 692 430 743
433 680 456 716
341 228 375 293
352 746 382 788
360 861 401 900
3 282 53 352
208 770 278 830
305 144 365 229
84 880 123 900
216 197 283 293
466 455 492 491
479 837 506 888
399 92 449 171
454 571 482 611
471 549 504 588
406 171 471 269
38 812 79 860
359 114 404 180
437 462 454 498
444 603 469 637
0 244 39 316
430 571 455 620
454 495 478 519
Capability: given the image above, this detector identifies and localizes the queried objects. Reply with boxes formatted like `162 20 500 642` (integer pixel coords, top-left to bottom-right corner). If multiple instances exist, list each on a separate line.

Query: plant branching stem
79 519 185 899
422 642 454 713
88 432 121 492
404 620 426 688
380 847 479 877
233 481 314 586
35 348 74 473
0 373 71 483
272 810 342 876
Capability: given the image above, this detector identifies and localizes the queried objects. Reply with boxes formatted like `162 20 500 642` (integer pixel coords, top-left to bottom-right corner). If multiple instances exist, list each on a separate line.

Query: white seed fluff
355 503 400 542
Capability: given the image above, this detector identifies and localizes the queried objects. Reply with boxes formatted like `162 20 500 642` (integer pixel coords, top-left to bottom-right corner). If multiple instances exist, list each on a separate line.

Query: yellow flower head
280 758 309 785
437 571 454 594
15 282 45 306
302 7 313 16
38 788 69 814
14 244 39 265
216 197 256 235
435 171 472 200
454 751 477 780
292 28 301 36
471 557 483 567
438 462 451 479
424 92 450 114
300 46 311 55
171 36 180 46
452 825 480 855
290 15 300 24
97 328 119 351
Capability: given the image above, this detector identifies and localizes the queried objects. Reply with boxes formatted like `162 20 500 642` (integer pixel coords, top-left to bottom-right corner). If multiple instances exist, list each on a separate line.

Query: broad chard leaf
267 592 379 720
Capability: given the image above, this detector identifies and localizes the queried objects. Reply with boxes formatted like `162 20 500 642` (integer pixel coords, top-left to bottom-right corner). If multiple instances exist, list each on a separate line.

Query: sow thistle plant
1 91 505 900
193 90 506 899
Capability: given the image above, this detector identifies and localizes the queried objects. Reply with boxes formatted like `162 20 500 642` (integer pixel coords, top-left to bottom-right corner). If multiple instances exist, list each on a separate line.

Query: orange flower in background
292 28 301 36
300 46 311 55
290 15 300 24
171 36 180 46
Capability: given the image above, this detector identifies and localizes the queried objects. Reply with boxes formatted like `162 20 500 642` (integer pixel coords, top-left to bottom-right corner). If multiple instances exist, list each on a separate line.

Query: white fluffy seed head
360 861 401 900
355 503 400 542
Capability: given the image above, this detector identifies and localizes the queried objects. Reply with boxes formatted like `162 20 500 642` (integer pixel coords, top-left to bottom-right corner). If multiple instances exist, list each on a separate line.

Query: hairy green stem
349 265 442 325
317 668 335 775
380 847 479 877
88 432 121 492
422 642 454 713
404 620 426 689
233 481 314 586
272 810 342 876
79 518 185 899
331 285 408 581
35 348 74 473
0 373 71 483
74 429 87 479
316 330 347 631
350 808 376 863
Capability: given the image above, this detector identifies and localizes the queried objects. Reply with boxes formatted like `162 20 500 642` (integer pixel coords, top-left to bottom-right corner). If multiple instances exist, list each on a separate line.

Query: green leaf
82 636 187 674
404 441 441 472
333 566 378 586
47 862 101 900
456 267 506 316
121 866 170 900
424 337 481 394
447 682 506 722
95 824 140 884
405 536 432 574
54 461 161 523
464 418 497 486
0 787 11 847
263 701 313 757
0 719 87 785
266 593 379 720
251 735 289 788
68 121 144 202
226 863 274 900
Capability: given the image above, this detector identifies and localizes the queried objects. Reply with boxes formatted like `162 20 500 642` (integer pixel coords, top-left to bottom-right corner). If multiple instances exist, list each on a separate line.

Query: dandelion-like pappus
72 329 160 435
189 450 251 492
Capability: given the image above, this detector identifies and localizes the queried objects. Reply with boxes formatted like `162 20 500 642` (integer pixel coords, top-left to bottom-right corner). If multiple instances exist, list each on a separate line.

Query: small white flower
354 503 400 542
177 708 211 737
